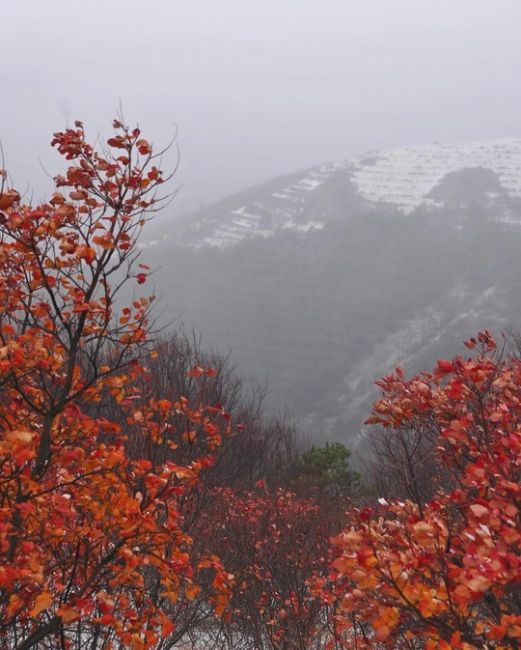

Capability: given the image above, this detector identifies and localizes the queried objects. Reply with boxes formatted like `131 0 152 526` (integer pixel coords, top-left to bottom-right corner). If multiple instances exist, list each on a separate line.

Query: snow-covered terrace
351 139 521 214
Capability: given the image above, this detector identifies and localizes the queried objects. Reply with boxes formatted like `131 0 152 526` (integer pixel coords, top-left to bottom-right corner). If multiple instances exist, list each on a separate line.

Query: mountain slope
140 139 521 457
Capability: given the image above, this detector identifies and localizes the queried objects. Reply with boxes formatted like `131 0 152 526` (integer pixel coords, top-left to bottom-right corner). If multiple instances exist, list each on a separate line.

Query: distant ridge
144 137 521 250
139 137 521 451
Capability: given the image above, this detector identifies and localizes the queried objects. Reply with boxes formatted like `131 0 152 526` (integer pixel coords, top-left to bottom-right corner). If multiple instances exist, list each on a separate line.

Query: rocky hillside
140 139 521 459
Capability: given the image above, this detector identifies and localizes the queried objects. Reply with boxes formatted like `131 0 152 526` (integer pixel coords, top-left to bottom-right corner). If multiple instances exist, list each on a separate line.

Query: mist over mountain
141 139 521 458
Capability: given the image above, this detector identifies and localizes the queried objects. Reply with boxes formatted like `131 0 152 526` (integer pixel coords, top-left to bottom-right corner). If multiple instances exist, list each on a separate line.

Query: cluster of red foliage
0 121 231 649
331 332 521 649
192 485 342 649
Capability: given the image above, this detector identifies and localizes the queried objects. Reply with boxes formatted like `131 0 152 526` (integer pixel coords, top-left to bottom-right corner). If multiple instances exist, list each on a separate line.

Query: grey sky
2 0 521 218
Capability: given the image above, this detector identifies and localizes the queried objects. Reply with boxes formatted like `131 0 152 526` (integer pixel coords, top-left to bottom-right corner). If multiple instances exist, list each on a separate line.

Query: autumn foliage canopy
0 121 231 649
0 121 519 650
332 332 521 648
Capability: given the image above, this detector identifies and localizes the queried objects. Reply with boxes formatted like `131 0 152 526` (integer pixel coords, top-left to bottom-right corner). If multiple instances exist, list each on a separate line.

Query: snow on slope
153 138 521 249
351 139 521 214
191 163 343 249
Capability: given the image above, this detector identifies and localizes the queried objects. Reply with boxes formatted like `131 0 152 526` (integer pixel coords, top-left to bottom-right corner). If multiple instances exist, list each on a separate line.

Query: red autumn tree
0 120 231 649
188 485 344 650
330 332 521 649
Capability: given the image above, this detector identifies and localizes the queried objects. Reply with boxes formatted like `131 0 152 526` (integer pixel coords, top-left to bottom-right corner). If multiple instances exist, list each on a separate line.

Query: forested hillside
143 144 521 453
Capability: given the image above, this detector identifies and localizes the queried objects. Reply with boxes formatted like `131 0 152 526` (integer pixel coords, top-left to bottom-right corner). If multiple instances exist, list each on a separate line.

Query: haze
2 0 521 217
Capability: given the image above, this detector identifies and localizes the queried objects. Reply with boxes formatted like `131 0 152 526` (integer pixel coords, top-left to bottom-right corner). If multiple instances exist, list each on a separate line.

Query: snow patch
187 164 342 248
352 139 521 214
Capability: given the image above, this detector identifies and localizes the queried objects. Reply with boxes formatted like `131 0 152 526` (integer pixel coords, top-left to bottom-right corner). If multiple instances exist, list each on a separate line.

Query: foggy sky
2 0 521 219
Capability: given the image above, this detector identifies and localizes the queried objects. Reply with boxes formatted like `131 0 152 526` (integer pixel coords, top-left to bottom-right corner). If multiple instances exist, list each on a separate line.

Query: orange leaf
136 139 152 155
93 235 115 250
0 190 20 210
57 604 80 623
30 591 53 617
469 503 488 518
76 245 96 264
